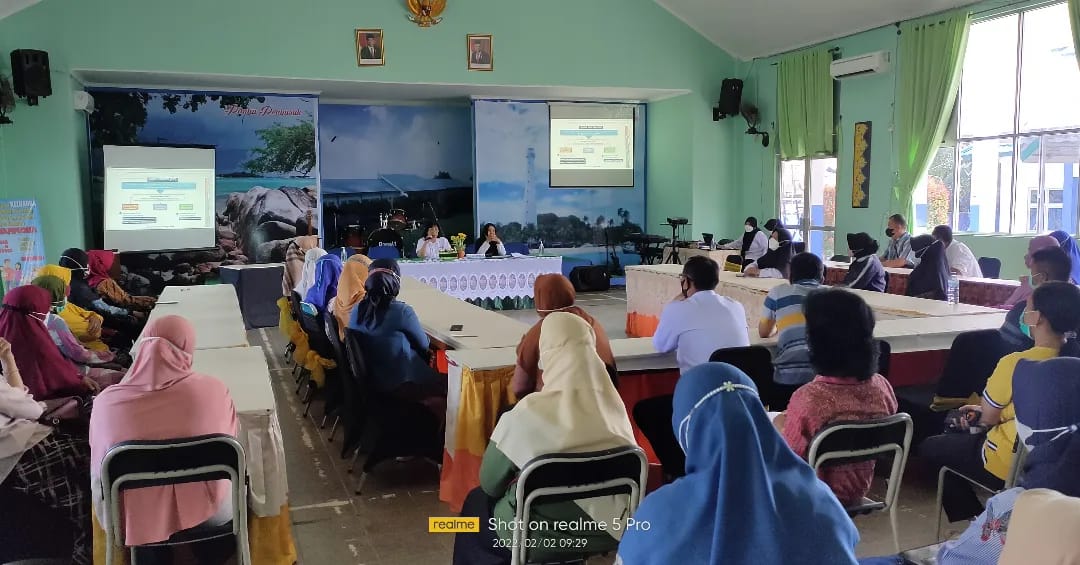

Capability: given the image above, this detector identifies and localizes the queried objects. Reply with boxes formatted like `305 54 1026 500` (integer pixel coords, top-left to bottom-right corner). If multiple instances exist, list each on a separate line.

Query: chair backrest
978 257 1002 279
513 446 647 562
876 339 892 378
709 346 775 404
289 291 304 322
100 434 246 546
323 313 347 368
300 306 335 359
343 329 374 402
367 246 401 261
936 329 1011 399
504 242 529 256
1006 437 1029 489
807 413 913 511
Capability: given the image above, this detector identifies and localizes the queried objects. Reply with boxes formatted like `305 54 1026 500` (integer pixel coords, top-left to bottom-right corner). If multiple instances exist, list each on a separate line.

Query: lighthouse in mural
524 147 537 227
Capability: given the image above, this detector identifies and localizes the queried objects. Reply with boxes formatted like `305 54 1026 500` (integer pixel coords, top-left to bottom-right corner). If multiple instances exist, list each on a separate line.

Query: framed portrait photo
356 29 385 66
467 34 493 71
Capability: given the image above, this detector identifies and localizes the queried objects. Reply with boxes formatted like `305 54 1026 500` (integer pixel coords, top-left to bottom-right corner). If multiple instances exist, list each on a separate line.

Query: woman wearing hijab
31 275 126 379
906 235 949 300
89 315 239 559
348 260 444 398
86 250 156 311
475 223 507 257
999 489 1080 565
0 286 100 399
304 254 344 312
511 274 616 398
37 264 110 352
998 235 1060 309
292 247 326 299
332 254 373 339
842 232 887 292
283 235 319 297
745 226 793 279
59 249 142 345
719 216 769 270
615 363 859 565
454 313 637 565
0 337 93 565
1049 230 1080 283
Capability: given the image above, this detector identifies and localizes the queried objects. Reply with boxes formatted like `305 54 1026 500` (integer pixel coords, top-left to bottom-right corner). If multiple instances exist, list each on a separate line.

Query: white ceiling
73 69 689 104
655 0 980 60
0 0 40 21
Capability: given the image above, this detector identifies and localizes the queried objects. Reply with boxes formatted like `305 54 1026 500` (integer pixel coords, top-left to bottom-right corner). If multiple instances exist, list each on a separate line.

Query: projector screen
103 146 217 253
549 103 636 188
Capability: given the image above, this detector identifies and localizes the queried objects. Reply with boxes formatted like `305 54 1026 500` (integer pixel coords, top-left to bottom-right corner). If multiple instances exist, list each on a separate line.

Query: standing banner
0 199 47 291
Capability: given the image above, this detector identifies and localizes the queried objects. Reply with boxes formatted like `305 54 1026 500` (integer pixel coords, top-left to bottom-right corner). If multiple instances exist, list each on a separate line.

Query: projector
665 217 689 226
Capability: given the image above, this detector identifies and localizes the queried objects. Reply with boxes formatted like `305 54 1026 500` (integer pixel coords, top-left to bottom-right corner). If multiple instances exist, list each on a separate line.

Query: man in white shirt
652 256 750 374
932 225 983 278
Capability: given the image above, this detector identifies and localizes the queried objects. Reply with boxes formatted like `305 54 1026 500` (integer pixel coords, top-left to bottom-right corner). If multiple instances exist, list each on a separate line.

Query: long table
147 285 249 349
822 261 1019 307
399 255 563 303
399 276 531 351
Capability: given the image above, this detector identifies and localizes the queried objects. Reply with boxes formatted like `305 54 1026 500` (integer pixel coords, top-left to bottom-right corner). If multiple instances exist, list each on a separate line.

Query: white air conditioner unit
830 51 890 79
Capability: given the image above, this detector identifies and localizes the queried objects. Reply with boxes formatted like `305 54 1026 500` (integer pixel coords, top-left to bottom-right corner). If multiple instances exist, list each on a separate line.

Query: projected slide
106 169 214 230
550 119 634 170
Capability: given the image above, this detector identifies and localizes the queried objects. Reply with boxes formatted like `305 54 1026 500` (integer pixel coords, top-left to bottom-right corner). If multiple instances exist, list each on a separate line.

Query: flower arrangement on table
447 232 468 259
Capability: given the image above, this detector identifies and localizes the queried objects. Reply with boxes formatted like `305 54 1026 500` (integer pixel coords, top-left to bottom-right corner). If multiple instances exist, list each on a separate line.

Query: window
918 2 1080 233
779 157 837 258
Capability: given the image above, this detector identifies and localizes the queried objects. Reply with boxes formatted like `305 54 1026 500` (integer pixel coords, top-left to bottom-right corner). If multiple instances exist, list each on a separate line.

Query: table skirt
824 266 1016 307
401 256 563 302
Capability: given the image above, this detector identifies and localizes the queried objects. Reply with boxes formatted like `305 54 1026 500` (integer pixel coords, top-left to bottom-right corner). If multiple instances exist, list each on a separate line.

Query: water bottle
947 274 960 305
538 240 545 256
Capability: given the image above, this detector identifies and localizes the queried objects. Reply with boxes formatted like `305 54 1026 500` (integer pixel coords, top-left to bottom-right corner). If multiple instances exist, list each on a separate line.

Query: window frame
777 155 837 257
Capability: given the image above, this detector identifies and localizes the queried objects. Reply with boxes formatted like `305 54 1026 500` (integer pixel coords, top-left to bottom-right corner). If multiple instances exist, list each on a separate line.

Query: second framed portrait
356 29 385 66
467 34 493 71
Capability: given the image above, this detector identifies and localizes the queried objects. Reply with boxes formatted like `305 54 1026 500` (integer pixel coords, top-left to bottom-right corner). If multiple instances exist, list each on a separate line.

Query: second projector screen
549 103 635 188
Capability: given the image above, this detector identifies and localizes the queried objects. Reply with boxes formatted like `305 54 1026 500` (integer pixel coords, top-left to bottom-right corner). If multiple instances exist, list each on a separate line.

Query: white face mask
768 239 780 251
744 225 753 233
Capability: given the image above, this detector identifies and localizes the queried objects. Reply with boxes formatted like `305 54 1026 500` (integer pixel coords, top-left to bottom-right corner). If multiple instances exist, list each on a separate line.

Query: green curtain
894 10 971 220
777 49 834 160
1070 0 1080 69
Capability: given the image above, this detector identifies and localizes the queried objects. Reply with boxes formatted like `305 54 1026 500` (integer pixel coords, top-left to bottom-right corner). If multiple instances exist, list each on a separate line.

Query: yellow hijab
36 264 108 351
332 254 372 339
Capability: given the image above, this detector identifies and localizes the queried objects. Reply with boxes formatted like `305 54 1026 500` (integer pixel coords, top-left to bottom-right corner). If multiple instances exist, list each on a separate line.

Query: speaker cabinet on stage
10 49 51 105
714 78 743 120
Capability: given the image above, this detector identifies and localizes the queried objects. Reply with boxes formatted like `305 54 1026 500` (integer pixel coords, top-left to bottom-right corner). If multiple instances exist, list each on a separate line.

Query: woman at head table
416 221 452 260
476 223 507 257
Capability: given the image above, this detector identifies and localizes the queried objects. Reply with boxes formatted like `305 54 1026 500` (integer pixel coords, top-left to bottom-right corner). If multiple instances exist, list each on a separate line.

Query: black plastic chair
343 329 442 494
793 241 807 254
709 346 775 408
298 304 337 413
0 486 73 562
99 434 249 565
978 257 1002 279
322 313 350 438
877 339 892 379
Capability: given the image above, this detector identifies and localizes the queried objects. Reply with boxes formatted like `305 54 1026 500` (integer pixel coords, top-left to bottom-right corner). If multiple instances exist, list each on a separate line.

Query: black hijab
846 233 880 259
907 236 949 300
764 218 782 233
740 217 761 258
756 227 794 276
59 248 99 310
354 258 401 327
475 223 501 257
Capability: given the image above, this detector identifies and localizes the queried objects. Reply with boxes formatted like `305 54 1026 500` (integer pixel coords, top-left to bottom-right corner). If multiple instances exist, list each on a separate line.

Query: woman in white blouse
415 221 452 259
476 223 507 257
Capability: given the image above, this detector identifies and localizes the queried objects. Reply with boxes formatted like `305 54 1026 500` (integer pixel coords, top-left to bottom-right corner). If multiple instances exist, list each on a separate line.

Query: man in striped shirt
759 252 824 409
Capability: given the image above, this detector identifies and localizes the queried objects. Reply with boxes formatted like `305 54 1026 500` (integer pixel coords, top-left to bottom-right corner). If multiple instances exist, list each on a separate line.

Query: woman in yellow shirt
920 281 1080 523
37 265 110 352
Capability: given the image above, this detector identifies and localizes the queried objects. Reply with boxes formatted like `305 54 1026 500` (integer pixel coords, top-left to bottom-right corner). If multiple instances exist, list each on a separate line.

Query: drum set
365 208 423 257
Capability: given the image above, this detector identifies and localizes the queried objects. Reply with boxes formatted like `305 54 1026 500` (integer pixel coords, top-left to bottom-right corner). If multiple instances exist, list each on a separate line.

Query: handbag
37 396 92 436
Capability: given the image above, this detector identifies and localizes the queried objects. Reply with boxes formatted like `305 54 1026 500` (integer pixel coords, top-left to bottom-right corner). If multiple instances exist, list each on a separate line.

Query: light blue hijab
616 363 859 565
304 254 343 311
1049 230 1080 283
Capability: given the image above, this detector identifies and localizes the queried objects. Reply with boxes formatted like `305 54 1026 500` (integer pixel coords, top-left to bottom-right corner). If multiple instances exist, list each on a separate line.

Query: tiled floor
256 288 954 564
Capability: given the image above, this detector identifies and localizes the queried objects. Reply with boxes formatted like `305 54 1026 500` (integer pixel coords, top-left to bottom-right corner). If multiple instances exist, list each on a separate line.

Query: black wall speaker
713 78 743 120
10 49 51 106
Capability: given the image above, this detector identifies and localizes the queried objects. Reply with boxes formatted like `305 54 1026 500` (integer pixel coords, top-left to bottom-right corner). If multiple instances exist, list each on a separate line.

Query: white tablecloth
399 256 563 301
191 346 288 517
147 285 249 349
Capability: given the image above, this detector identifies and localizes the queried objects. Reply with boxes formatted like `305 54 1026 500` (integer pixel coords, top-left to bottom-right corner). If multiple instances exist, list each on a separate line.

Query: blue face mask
51 299 67 314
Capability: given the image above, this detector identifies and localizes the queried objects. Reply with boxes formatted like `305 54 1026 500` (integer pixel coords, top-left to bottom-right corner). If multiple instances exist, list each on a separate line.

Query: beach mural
87 90 317 287
473 100 646 274
318 103 473 252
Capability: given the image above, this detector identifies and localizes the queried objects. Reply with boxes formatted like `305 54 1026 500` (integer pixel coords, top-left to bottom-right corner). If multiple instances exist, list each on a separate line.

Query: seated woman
906 235 948 300
1049 229 1080 283
744 225 793 279
777 288 897 506
348 261 445 399
37 264 111 352
454 313 637 565
0 286 104 399
475 223 507 257
616 363 859 565
999 246 1071 350
89 315 239 563
934 356 1080 565
283 235 320 297
303 253 344 312
59 249 143 341
997 235 1059 309
415 221 452 260
87 250 156 311
292 247 327 299
511 274 616 398
718 216 769 271
31 275 126 377
842 232 887 292
921 281 1080 523
331 254 373 339
0 338 93 565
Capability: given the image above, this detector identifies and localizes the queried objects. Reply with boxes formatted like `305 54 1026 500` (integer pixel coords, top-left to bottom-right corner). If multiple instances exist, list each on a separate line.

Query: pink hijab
89 315 238 546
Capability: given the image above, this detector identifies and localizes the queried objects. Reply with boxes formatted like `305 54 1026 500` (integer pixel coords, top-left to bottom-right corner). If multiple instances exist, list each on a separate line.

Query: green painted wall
732 0 1048 279
0 0 738 252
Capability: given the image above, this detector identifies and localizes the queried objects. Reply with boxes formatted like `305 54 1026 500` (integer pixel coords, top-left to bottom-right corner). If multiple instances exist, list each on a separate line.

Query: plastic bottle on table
538 240 545 256
947 274 960 305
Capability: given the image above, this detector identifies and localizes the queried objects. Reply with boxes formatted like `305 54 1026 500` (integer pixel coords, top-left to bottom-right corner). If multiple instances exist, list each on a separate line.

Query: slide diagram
106 168 214 232
550 119 633 170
